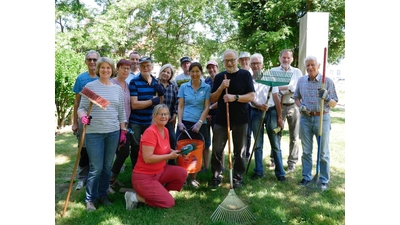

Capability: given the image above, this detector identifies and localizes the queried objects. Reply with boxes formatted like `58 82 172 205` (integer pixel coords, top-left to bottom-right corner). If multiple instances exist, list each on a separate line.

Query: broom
62 87 110 217
210 74 256 224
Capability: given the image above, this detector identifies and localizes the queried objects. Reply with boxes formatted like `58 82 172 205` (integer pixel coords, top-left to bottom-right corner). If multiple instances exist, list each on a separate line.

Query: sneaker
107 186 116 194
233 181 242 189
124 191 138 210
86 201 96 212
209 179 221 188
269 161 275 170
320 183 328 192
99 196 112 206
277 176 287 182
251 173 265 180
298 179 310 186
287 165 295 173
75 180 85 190
189 179 200 189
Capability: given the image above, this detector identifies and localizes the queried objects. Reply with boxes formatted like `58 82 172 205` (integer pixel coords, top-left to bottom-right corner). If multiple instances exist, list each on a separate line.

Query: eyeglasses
223 58 237 64
156 113 169 117
86 58 98 62
140 64 152 69
119 67 130 71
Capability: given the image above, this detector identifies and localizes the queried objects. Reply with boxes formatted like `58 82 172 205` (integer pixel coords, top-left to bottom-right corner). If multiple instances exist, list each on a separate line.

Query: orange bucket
176 130 204 173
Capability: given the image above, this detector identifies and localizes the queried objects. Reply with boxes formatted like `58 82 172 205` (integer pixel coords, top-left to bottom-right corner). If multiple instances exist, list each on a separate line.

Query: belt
282 103 294 106
251 106 275 112
309 112 328 116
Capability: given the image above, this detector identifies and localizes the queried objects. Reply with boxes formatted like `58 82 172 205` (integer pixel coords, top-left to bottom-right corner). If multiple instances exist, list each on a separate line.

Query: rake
246 70 293 173
306 47 327 190
210 74 257 224
62 87 110 217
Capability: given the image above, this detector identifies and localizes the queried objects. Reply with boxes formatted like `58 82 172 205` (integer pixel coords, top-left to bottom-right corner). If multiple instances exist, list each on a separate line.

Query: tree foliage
228 0 345 67
55 48 86 128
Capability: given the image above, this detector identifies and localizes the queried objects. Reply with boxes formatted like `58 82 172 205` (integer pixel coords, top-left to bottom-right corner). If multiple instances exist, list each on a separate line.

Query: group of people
70 48 338 212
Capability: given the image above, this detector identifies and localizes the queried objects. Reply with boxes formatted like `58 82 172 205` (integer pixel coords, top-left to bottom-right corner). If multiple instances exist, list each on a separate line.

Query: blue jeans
210 123 247 183
85 130 119 202
299 114 331 183
251 107 285 178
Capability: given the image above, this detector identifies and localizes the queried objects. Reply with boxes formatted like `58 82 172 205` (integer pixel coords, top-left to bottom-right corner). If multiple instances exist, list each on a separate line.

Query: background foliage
55 0 345 127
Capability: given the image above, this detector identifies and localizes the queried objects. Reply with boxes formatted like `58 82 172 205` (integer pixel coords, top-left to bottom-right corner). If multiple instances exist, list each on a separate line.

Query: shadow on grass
55 132 345 225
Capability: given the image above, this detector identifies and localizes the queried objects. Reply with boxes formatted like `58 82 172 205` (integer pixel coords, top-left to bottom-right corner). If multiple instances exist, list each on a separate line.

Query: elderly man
249 53 286 182
126 51 141 83
293 55 338 191
71 50 100 190
209 49 255 189
128 56 165 169
271 49 303 173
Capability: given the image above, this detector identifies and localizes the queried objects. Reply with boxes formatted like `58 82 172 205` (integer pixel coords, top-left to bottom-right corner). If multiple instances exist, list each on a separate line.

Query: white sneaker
124 191 138 210
75 180 85 190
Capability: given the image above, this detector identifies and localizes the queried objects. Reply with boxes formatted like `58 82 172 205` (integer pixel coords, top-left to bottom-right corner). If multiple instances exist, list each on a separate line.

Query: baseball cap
139 56 152 64
180 56 192 65
206 60 218 68
238 52 251 59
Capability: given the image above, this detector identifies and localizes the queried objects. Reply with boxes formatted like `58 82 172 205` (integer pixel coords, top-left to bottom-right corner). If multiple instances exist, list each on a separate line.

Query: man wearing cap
174 56 205 88
174 56 192 88
239 51 253 160
271 49 303 173
126 51 141 84
128 56 165 169
203 59 219 172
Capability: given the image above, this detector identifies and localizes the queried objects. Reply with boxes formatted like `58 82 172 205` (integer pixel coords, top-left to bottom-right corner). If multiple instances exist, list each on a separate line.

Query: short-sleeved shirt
133 124 170 174
72 71 98 94
270 66 303 104
212 69 255 126
250 81 278 108
126 71 140 84
292 73 338 113
178 80 211 123
128 73 159 125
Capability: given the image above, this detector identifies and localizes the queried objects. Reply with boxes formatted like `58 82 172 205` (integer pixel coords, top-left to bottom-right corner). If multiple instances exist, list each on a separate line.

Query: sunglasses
86 58 98 62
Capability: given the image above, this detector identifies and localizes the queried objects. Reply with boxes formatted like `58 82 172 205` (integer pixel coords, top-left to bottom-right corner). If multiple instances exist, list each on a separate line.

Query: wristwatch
235 95 239 102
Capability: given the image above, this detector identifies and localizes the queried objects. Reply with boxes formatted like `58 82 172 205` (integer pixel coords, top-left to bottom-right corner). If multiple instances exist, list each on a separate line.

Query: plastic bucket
176 130 204 173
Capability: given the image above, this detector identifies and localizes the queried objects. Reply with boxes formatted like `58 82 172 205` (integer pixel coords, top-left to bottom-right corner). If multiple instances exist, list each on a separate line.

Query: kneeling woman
125 104 188 209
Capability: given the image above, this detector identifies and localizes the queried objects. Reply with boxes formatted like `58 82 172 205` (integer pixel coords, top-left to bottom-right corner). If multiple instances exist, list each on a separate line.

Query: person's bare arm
141 145 179 164
131 96 154 110
71 94 81 132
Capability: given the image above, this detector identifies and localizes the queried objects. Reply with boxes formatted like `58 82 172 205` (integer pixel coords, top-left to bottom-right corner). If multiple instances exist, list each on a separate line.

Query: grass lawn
55 88 345 225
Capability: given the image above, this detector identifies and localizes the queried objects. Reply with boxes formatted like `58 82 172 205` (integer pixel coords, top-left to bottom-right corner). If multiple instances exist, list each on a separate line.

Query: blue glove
154 84 165 97
318 88 331 102
151 97 160 105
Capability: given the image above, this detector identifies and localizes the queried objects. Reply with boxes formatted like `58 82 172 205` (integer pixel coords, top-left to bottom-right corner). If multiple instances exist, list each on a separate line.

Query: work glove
180 143 198 155
119 129 127 148
151 97 160 105
154 84 165 97
300 105 310 116
178 122 186 131
318 88 331 102
81 115 92 125
191 121 202 133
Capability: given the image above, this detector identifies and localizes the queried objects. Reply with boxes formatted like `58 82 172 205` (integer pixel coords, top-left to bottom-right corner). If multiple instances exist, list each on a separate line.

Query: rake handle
315 47 327 177
224 74 233 188
62 102 93 217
